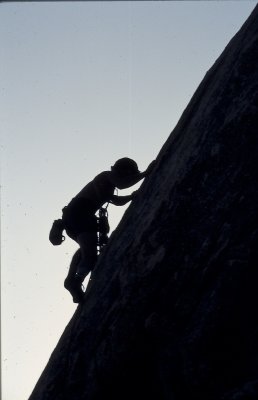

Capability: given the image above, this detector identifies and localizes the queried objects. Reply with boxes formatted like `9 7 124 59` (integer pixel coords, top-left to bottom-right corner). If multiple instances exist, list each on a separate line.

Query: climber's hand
145 160 156 175
131 190 139 199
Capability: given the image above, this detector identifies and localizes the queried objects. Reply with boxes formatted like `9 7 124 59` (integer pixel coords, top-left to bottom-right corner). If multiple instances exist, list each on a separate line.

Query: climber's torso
75 171 115 212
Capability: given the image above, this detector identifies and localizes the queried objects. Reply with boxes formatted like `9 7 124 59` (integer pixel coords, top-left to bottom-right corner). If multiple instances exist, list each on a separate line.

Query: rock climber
50 157 155 303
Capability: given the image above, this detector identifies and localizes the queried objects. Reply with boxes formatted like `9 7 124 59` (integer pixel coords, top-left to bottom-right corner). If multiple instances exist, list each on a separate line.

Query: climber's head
111 157 139 188
112 157 139 176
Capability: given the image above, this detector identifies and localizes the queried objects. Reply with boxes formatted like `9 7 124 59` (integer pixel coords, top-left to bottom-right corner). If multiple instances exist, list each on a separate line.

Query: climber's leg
64 249 84 303
75 231 98 280
63 231 97 303
66 248 81 280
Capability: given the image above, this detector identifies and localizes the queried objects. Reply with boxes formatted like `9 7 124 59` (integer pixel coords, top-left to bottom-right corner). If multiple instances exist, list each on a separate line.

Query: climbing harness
49 203 110 254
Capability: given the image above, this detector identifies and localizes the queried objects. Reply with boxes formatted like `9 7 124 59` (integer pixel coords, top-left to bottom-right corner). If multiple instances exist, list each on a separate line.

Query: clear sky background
1 1 257 399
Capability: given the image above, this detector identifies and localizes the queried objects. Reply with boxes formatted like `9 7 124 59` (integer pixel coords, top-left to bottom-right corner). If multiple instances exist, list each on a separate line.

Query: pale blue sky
1 2 256 399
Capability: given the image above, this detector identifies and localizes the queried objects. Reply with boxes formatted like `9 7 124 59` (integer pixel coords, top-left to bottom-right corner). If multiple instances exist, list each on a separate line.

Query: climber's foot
64 277 84 303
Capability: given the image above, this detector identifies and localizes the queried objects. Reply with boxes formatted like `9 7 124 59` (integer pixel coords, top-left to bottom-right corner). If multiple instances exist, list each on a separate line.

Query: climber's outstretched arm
111 160 156 189
110 194 134 206
128 160 156 186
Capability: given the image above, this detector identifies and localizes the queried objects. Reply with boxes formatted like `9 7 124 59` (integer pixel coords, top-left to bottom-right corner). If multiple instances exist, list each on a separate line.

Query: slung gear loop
97 204 110 254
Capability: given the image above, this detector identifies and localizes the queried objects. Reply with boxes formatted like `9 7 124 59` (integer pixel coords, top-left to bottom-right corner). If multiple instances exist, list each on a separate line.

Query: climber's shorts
62 197 98 238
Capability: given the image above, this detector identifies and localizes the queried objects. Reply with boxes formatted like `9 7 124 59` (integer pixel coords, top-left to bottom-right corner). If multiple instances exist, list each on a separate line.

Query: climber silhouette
54 158 155 303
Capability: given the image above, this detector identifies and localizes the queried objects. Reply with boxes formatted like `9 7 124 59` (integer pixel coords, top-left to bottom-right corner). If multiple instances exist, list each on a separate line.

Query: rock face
29 7 258 400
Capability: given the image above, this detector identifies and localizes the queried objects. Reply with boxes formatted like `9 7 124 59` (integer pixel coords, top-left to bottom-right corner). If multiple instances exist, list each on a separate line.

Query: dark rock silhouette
29 6 258 400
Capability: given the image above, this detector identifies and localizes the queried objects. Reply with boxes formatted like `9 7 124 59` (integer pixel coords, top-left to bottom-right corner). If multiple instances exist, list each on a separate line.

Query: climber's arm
113 160 156 189
125 161 156 186
110 194 133 206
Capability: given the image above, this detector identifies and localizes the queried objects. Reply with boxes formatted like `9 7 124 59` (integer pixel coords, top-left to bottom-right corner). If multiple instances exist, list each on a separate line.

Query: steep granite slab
29 6 258 400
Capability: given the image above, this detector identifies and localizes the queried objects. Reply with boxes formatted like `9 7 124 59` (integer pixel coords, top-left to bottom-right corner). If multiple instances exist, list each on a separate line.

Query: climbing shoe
64 276 84 303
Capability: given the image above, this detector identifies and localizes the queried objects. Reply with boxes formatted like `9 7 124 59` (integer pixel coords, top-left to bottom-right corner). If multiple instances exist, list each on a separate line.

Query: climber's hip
62 197 98 239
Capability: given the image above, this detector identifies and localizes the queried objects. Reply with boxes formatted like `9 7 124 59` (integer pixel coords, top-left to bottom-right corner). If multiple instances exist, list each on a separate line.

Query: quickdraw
97 203 110 255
